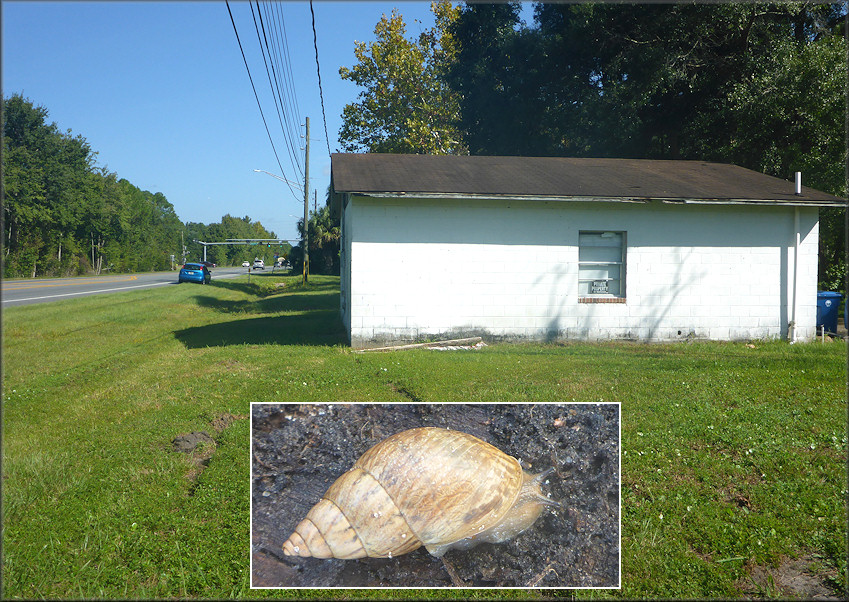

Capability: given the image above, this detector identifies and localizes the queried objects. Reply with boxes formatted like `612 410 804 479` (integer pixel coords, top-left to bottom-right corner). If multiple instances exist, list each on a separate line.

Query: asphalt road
2 267 247 307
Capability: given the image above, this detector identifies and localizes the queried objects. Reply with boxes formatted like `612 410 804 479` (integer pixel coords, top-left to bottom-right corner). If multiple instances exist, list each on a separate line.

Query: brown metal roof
331 153 845 206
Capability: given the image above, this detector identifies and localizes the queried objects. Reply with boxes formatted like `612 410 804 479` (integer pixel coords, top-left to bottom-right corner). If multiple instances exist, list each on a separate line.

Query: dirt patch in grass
216 358 246 372
171 414 248 483
172 431 215 453
718 483 757 513
387 381 423 402
740 554 843 599
211 412 248 432
172 431 216 483
251 403 621 588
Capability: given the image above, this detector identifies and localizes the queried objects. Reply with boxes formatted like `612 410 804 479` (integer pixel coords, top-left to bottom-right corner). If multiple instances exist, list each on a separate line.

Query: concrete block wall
343 196 820 347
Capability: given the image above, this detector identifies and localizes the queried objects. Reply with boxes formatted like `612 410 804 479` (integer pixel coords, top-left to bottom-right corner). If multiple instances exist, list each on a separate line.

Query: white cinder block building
330 154 844 348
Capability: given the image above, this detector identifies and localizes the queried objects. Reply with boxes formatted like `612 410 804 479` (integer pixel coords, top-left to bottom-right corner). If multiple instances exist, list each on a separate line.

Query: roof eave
343 191 846 207
669 198 846 207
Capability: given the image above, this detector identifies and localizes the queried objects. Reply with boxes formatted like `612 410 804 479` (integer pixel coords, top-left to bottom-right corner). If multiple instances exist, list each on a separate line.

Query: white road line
3 281 174 304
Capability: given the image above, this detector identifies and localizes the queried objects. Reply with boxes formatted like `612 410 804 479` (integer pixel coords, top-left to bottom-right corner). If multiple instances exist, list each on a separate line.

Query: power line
310 0 332 158
251 1 304 181
268 1 303 146
225 0 299 202
261 1 304 176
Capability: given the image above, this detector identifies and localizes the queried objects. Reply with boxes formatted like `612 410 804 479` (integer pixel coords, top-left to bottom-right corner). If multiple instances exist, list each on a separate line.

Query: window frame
578 230 626 302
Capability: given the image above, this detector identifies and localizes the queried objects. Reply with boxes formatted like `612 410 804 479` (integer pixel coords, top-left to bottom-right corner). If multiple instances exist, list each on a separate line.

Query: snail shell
282 427 557 559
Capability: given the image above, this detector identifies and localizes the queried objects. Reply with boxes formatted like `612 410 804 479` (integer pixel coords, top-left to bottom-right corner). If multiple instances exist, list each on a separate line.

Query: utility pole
303 116 310 284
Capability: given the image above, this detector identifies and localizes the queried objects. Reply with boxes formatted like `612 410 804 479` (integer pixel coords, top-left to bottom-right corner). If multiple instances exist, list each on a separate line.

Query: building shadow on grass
175 280 346 347
174 311 345 348
207 278 338 307
194 289 339 315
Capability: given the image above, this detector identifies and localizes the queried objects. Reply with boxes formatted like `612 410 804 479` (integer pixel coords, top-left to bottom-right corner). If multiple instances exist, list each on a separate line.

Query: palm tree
294 203 340 275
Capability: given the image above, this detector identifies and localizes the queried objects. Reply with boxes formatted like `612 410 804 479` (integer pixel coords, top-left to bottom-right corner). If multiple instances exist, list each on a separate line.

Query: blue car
178 263 211 284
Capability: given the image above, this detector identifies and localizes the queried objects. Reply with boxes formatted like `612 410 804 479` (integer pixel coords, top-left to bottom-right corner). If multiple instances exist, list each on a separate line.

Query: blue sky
3 1 528 240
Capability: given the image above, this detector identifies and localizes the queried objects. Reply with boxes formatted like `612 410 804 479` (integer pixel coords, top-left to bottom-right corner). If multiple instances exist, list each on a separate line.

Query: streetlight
253 169 303 192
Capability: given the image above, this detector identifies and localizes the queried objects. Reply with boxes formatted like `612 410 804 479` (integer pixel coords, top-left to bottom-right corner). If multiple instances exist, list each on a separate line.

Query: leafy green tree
183 215 279 267
533 3 796 158
450 2 846 176
445 2 548 156
339 0 466 154
4 94 190 277
3 94 96 276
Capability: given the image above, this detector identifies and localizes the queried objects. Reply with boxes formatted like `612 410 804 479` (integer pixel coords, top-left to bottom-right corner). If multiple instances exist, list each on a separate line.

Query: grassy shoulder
2 272 846 598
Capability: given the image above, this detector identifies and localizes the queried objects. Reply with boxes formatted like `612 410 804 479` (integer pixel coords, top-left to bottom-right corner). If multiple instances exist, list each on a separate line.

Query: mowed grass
2 272 845 599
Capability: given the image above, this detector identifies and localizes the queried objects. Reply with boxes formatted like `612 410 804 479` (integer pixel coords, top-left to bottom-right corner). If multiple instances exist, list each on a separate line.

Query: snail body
282 427 557 559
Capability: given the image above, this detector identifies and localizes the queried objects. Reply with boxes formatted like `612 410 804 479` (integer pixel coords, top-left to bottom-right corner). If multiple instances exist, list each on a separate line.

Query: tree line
182 215 286 269
2 94 278 278
338 1 847 291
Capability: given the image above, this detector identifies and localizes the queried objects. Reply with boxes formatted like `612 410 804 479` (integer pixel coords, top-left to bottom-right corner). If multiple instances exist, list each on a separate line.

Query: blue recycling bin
816 291 842 334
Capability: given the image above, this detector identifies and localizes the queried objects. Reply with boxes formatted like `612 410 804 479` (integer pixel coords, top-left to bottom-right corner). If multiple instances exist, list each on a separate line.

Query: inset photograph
251 403 620 588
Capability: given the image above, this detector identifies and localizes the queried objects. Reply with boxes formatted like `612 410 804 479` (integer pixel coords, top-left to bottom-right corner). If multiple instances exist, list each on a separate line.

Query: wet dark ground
251 403 620 589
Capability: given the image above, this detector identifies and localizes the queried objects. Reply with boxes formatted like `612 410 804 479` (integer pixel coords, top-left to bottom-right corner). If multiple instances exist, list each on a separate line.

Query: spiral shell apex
282 427 557 559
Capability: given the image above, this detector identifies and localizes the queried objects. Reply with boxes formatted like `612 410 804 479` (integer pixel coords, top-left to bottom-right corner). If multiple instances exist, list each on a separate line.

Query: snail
282 426 558 559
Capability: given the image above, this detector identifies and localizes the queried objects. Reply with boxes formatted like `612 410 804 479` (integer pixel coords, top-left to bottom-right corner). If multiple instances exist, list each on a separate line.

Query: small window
579 231 626 298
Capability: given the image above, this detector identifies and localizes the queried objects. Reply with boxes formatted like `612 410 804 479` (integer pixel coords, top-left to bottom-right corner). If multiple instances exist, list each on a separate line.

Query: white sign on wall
592 280 609 294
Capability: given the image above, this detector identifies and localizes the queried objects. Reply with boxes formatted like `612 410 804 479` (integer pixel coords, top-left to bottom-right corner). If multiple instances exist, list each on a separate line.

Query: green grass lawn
2 273 846 599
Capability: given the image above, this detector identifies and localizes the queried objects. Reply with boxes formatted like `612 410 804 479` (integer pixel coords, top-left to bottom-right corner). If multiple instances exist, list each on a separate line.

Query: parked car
200 261 216 268
253 259 265 270
242 261 250 267
178 263 211 284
